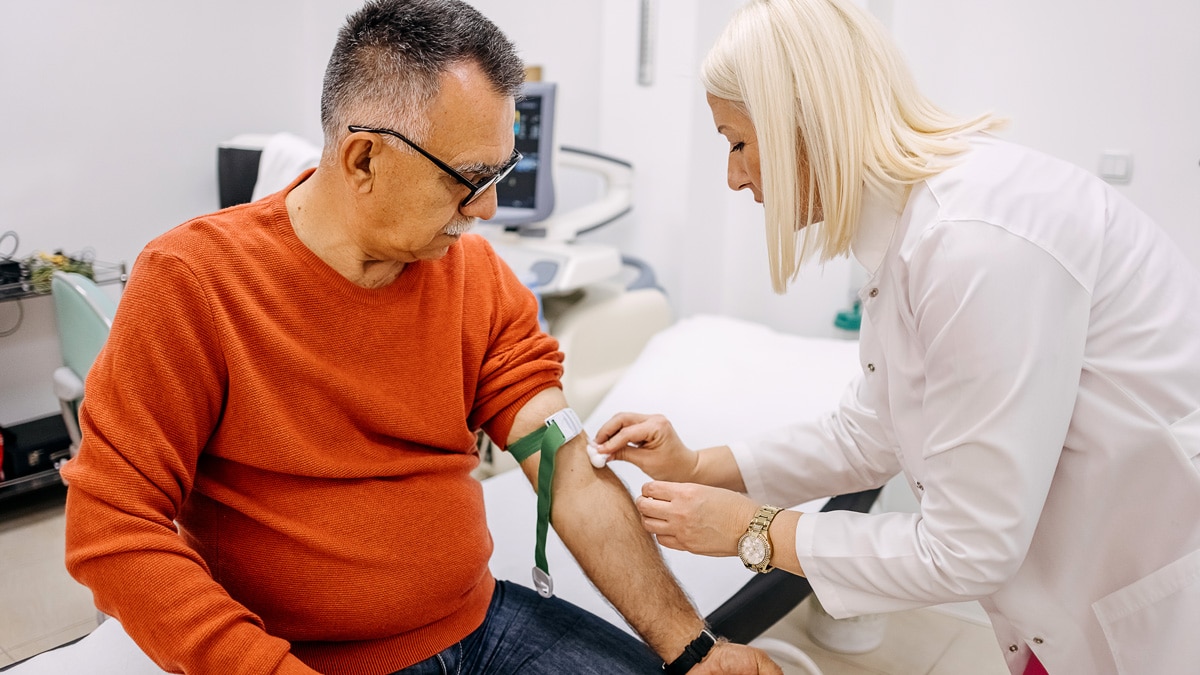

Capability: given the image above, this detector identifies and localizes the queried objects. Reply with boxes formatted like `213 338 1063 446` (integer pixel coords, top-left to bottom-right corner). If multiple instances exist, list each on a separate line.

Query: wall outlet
1099 151 1133 184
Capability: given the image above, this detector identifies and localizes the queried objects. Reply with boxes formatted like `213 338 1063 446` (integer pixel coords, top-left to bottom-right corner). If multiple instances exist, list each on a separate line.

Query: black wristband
662 629 718 674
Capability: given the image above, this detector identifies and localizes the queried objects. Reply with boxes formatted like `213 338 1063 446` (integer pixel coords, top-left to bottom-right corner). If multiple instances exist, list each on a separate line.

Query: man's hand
692 642 785 674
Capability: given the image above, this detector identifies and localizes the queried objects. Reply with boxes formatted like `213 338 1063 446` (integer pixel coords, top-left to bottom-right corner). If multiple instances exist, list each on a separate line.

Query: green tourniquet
508 420 570 575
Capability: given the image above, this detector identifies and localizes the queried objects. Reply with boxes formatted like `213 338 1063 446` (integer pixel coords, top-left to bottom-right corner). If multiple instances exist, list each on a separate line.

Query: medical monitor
492 81 556 226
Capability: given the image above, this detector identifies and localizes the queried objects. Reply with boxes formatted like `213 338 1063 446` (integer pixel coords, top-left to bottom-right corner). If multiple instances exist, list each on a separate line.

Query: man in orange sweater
61 1 780 674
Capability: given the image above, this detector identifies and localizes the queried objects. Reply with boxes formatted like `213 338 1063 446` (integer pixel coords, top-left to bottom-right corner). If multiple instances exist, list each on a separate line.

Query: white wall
889 0 1200 267
2 0 1197 426
0 0 362 425
570 0 858 341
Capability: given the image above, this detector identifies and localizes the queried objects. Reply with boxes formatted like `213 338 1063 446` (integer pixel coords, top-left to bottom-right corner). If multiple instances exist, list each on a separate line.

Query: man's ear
339 133 383 194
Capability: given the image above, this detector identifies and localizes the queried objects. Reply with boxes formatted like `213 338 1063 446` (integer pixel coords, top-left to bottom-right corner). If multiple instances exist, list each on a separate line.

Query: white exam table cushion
488 314 862 630
5 314 860 673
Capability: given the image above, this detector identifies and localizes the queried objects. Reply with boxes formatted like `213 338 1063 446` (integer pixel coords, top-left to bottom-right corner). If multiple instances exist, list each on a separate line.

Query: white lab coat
730 134 1200 674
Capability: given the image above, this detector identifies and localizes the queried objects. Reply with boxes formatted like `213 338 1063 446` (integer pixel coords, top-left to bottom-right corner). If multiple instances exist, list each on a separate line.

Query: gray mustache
442 218 476 236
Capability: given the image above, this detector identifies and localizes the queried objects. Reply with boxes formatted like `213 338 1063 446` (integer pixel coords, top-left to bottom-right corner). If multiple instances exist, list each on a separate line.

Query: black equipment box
0 259 27 297
1 415 71 481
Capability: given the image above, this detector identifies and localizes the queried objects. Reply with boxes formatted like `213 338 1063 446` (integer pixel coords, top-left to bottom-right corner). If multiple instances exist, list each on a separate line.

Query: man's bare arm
507 389 778 671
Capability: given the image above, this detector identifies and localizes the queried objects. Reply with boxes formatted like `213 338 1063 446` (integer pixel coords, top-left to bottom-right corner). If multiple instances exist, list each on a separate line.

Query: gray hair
320 0 525 154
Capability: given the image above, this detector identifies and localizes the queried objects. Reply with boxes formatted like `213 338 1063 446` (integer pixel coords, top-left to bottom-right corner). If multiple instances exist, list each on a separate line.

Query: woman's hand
635 481 759 556
591 412 698 483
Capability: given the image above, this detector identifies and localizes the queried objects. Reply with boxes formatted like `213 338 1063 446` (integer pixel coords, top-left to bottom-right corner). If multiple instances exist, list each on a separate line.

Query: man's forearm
506 389 706 661
550 437 706 661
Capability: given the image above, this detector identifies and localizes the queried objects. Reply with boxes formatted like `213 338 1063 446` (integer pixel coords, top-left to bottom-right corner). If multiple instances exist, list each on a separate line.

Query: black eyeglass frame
347 124 522 207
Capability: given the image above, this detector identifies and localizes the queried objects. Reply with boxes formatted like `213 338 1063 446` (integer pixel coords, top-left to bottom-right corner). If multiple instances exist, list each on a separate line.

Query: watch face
739 533 768 565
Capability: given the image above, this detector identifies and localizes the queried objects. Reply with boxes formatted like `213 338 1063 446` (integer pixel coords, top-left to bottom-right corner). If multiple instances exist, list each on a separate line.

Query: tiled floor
758 598 1009 675
0 485 101 667
0 485 1011 674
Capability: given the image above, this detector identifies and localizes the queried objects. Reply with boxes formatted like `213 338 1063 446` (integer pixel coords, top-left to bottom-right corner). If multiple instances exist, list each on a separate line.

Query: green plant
24 251 95 294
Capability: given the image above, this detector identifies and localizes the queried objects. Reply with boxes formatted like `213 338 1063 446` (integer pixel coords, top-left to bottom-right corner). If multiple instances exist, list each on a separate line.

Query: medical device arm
520 147 634 243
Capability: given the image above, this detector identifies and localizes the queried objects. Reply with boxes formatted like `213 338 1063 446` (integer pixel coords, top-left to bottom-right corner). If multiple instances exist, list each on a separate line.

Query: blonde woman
594 1 1200 673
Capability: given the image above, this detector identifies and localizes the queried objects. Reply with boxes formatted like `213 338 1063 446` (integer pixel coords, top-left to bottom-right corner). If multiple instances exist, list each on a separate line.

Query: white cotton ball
586 442 609 468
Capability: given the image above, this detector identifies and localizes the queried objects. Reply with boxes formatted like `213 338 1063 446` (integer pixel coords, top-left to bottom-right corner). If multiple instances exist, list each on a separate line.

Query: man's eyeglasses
347 125 522 207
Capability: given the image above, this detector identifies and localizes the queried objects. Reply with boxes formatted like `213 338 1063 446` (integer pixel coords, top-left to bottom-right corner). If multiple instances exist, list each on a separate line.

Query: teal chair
50 270 118 460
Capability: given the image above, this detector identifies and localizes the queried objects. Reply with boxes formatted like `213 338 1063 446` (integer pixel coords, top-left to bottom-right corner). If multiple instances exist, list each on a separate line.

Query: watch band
507 408 584 598
746 505 783 573
747 505 783 535
662 629 718 675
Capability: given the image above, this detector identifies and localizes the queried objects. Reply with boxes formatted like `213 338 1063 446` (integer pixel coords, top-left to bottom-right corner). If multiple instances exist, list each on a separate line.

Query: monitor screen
492 81 556 226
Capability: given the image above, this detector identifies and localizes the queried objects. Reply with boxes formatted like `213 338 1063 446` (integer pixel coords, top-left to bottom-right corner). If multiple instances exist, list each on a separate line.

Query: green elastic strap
507 409 582 597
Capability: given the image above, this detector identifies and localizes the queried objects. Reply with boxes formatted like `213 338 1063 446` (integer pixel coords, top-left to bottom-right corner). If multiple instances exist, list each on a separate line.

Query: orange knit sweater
62 178 562 675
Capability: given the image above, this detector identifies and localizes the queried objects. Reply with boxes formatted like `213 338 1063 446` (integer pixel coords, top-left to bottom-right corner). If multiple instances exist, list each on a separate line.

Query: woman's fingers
593 411 649 445
636 491 681 547
593 413 675 453
651 534 684 551
641 480 680 501
595 417 697 482
604 439 643 462
636 482 756 556
598 423 653 456
635 492 671 519
637 483 698 549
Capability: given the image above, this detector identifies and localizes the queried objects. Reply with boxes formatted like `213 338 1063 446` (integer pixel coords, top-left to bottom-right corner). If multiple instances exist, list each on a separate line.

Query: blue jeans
390 580 661 674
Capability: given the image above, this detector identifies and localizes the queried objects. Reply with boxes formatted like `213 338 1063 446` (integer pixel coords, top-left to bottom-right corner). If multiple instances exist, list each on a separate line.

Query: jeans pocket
1093 548 1200 675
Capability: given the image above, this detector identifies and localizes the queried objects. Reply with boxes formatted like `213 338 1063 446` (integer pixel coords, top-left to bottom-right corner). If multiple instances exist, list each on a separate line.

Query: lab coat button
869 288 879 298
866 363 876 372
916 481 924 491
1033 637 1044 644
1008 644 1019 653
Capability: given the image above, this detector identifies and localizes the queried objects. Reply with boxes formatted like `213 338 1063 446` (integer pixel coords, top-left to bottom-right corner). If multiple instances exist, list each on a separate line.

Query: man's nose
461 186 499 221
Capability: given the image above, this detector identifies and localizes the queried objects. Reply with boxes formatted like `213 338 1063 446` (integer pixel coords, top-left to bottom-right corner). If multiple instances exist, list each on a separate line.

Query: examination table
4 314 877 673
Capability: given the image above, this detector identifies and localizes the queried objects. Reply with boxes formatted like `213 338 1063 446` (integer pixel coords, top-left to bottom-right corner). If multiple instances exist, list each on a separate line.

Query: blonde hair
701 0 1005 292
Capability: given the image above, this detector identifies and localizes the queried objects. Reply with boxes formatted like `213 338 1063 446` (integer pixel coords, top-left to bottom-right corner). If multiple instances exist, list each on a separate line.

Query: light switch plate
1099 151 1133 184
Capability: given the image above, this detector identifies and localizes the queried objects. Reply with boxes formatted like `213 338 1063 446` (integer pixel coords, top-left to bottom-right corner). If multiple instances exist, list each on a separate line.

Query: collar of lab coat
850 181 908 275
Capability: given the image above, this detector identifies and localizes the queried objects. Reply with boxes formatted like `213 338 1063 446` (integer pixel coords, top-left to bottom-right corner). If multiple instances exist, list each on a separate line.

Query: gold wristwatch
737 505 783 573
